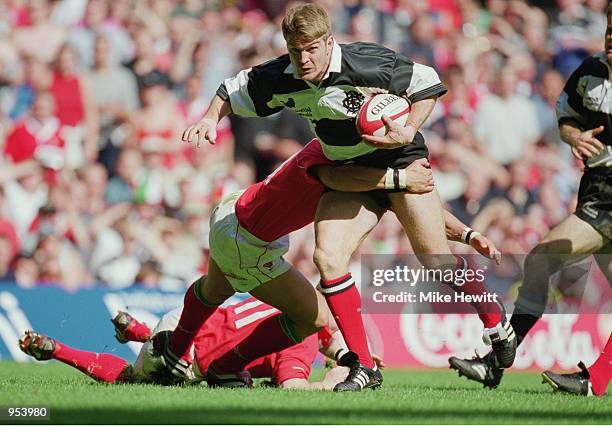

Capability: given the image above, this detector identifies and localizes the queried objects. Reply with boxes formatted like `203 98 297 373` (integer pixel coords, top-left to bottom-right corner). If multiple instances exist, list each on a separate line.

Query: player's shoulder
340 42 399 67
251 54 292 78
333 42 401 89
296 139 330 166
573 52 609 79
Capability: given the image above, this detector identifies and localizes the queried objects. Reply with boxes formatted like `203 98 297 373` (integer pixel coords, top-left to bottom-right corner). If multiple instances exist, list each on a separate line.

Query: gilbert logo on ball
357 94 411 137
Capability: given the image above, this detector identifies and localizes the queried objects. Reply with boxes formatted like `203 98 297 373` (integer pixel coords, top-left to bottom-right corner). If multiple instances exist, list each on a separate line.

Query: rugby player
449 3 612 396
18 295 357 389
157 139 433 386
182 3 514 390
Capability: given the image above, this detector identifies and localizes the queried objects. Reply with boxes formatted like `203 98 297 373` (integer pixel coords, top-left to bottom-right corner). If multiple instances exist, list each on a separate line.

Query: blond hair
282 3 331 44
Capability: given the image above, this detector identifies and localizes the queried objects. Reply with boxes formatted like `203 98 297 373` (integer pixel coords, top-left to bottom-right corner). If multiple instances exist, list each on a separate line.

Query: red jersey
193 297 319 384
4 118 64 163
50 73 84 126
235 139 333 242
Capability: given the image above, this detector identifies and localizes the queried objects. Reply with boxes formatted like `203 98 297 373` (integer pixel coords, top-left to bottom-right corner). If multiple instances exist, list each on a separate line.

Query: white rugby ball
356 93 411 137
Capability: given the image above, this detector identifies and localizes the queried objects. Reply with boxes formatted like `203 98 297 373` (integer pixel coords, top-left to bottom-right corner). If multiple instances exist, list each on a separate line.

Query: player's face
606 9 612 64
286 35 333 84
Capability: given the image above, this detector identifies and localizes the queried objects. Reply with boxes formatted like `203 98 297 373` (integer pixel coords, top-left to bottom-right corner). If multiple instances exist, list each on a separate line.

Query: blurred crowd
0 0 608 291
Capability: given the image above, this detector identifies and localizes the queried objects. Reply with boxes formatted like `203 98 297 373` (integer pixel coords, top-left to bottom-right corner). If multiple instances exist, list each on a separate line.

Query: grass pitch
0 362 609 424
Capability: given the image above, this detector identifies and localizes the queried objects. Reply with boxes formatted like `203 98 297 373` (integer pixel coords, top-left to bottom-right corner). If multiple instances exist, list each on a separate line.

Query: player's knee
313 246 349 278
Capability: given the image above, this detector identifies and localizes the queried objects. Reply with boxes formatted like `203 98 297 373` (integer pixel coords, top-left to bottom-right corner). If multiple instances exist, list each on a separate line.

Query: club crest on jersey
342 90 365 114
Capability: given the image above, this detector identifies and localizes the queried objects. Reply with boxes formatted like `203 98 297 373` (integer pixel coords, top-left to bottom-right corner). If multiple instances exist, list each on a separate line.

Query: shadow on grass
45 406 611 425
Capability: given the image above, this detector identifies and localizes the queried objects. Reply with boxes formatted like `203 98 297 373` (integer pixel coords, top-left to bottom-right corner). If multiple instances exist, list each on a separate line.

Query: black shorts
575 168 612 240
351 132 429 210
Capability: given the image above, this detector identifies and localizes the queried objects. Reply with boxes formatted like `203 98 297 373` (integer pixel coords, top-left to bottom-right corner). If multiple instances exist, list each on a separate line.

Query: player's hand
362 115 416 149
322 366 349 389
372 354 386 370
570 125 605 160
182 117 218 147
405 158 434 194
470 234 501 265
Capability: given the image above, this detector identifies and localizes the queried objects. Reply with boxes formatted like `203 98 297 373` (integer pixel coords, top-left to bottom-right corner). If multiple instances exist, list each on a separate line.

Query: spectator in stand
89 35 139 174
105 148 143 205
50 44 99 166
0 218 20 281
4 91 64 166
473 65 541 165
67 0 134 68
11 0 67 64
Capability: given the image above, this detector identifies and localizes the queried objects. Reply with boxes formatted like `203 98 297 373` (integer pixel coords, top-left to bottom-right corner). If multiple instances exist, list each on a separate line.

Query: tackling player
183 3 515 391
157 139 432 386
449 3 612 396
18 295 358 390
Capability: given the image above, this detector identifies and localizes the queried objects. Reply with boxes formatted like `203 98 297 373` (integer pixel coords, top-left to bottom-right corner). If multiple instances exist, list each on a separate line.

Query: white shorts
209 191 291 292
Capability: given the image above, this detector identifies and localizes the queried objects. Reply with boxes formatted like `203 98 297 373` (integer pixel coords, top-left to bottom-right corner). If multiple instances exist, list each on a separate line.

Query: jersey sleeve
556 59 591 127
390 55 447 104
217 57 292 118
297 139 335 173
273 335 318 385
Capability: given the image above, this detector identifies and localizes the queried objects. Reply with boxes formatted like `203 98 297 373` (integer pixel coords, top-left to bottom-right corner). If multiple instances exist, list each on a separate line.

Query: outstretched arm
444 210 501 264
313 158 434 194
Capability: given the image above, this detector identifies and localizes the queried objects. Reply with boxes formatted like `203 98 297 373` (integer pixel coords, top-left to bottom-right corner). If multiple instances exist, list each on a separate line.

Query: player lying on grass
18 295 373 389
158 138 502 389
183 3 516 391
449 4 611 396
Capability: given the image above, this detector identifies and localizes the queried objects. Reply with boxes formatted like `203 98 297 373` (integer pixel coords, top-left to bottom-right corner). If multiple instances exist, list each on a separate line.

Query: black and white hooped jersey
557 52 612 168
216 41 447 162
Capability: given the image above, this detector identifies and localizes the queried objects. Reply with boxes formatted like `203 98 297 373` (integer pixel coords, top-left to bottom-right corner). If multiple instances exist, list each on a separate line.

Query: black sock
509 312 540 347
510 286 547 346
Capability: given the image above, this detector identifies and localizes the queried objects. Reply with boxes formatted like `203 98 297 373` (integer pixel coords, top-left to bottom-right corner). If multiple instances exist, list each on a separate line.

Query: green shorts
209 191 291 292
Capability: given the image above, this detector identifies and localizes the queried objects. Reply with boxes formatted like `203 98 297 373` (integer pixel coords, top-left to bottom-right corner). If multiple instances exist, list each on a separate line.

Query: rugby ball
356 93 410 137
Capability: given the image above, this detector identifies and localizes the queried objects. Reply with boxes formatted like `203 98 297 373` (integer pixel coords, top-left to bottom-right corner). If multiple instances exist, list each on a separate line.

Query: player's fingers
577 145 594 158
182 126 193 142
571 147 584 161
585 137 605 152
381 114 394 127
188 126 199 143
362 135 388 146
494 249 502 265
195 129 202 148
580 143 600 157
181 126 190 142
207 129 217 145
591 125 604 136
414 158 429 167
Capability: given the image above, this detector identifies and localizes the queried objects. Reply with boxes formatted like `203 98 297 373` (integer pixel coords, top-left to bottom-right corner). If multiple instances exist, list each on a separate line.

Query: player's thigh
535 214 606 256
524 215 607 286
314 191 383 262
250 266 329 334
201 259 235 305
594 242 612 285
388 189 453 270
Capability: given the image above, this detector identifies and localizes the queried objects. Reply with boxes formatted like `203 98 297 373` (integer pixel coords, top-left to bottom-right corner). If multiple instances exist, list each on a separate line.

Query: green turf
0 362 609 424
